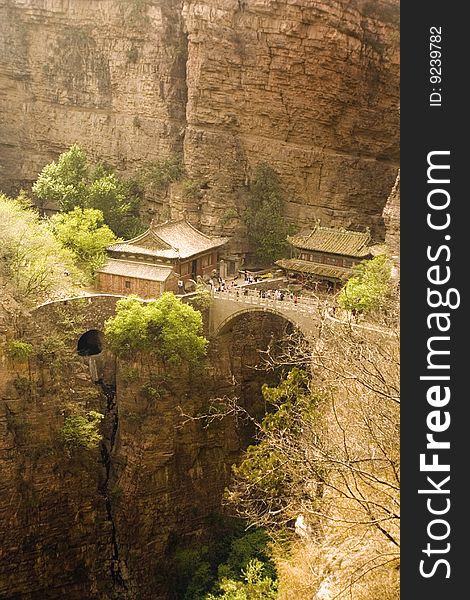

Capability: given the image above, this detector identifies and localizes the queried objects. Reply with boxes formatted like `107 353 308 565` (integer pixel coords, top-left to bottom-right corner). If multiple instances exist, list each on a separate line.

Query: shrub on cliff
60 410 104 454
206 559 278 600
49 206 117 277
33 144 143 237
5 340 33 363
138 154 184 190
104 293 208 364
0 193 78 304
338 254 392 314
225 309 399 598
245 164 292 265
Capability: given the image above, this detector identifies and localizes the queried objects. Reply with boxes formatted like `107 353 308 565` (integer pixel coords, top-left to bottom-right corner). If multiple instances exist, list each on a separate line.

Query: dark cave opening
77 329 104 357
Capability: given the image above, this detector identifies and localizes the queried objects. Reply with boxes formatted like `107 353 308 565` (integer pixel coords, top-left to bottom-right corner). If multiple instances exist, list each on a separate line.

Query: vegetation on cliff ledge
223 302 400 600
104 293 208 364
339 254 393 314
0 193 78 304
33 144 143 238
245 163 292 265
49 206 117 276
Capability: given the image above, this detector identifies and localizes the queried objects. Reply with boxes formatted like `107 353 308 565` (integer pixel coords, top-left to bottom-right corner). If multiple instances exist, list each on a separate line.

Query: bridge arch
214 306 299 338
209 293 321 339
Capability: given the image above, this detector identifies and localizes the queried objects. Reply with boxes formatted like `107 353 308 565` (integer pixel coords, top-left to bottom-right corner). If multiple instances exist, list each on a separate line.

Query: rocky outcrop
182 0 399 242
383 169 400 261
0 0 399 244
0 299 290 598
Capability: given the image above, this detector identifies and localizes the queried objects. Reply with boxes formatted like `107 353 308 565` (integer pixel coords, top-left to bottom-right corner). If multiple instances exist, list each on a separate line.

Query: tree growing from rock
33 144 142 237
245 164 291 265
104 293 208 365
0 193 78 305
338 254 392 314
223 306 400 599
49 206 117 277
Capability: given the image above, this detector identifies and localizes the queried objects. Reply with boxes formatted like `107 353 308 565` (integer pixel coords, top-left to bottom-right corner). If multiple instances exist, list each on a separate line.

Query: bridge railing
212 288 321 315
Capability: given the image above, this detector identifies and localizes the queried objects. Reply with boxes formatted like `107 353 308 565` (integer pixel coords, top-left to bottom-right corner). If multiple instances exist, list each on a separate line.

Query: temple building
95 219 229 298
276 225 372 291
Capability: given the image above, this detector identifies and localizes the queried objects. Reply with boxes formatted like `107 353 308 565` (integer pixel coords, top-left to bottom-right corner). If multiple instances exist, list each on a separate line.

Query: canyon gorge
0 1 399 598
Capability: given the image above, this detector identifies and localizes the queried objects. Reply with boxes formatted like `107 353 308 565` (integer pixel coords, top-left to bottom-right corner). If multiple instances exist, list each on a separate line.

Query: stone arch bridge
32 290 325 343
209 289 324 338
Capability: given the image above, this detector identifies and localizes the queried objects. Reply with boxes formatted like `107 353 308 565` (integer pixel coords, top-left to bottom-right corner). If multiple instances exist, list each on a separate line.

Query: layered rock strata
0 301 289 599
0 0 399 244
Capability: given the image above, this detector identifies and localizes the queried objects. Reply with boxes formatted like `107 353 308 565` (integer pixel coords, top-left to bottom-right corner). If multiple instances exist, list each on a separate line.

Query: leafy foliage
230 369 320 524
338 254 392 314
32 144 88 211
216 529 276 583
206 559 278 600
5 340 33 362
189 290 212 312
182 178 203 200
168 519 277 600
104 293 208 363
0 193 78 304
60 410 104 452
33 144 143 237
138 154 184 190
49 206 117 276
226 309 400 598
172 546 213 600
245 164 291 265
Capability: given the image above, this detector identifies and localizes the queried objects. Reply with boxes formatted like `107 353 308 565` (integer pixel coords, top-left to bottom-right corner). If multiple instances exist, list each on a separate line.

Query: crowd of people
209 275 300 303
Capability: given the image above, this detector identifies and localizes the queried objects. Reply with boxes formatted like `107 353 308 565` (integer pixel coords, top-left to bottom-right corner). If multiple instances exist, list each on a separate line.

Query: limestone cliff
0 0 399 244
0 297 290 599
383 169 400 261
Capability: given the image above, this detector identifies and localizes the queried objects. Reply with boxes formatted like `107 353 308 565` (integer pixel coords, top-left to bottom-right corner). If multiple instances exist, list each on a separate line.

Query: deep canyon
0 1 399 597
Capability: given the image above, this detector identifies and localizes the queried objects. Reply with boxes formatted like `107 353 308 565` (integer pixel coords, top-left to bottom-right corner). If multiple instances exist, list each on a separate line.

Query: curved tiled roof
276 258 352 281
107 219 229 260
107 243 178 259
96 259 175 282
288 226 371 258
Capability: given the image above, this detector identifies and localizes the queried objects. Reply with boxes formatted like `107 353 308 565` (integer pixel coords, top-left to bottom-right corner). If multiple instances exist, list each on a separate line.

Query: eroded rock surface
0 0 399 242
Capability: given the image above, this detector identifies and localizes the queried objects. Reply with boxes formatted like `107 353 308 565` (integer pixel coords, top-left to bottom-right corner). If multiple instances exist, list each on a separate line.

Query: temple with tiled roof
95 219 229 298
276 225 372 291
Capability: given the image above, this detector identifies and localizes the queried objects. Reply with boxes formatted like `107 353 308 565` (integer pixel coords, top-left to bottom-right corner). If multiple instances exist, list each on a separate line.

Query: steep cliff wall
0 0 188 187
383 169 400 260
0 299 290 599
0 0 399 242
182 0 399 241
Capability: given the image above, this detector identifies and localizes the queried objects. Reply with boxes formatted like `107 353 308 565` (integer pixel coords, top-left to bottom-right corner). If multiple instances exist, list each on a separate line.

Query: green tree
206 559 278 600
33 145 142 237
49 207 117 276
225 309 400 599
229 369 320 529
245 164 291 265
138 154 184 190
5 340 33 363
87 169 141 236
216 530 276 583
32 144 88 211
60 410 104 453
0 193 78 304
338 254 392 314
104 293 208 364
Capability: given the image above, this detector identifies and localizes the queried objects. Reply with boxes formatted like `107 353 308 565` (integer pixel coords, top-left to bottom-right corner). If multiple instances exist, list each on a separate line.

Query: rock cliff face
0 299 290 599
0 0 399 243
383 169 400 260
